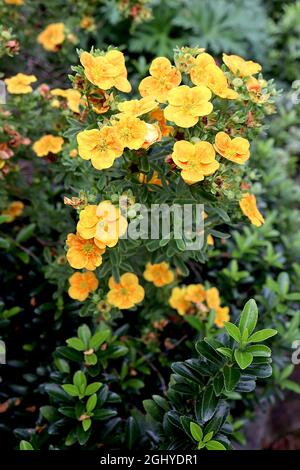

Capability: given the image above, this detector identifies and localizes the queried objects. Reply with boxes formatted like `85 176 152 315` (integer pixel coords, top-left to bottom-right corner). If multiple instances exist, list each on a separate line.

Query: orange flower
50 88 82 113
143 262 174 287
88 89 111 114
246 77 269 104
68 271 99 302
223 53 261 78
207 234 214 246
5 73 37 94
214 132 250 164
80 50 131 93
169 286 190 316
138 170 162 187
66 233 105 271
118 97 157 117
77 127 123 170
185 284 206 303
139 57 181 103
32 135 64 157
150 107 173 137
214 306 230 328
4 0 23 4
172 140 219 184
2 201 24 222
164 85 213 128
114 115 147 150
107 273 144 309
191 57 238 100
77 202 128 248
239 193 265 227
37 23 65 52
80 16 95 30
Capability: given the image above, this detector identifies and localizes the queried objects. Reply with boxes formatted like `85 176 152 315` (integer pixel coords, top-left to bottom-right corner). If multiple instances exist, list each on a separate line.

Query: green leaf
206 440 226 450
278 272 290 296
73 371 87 394
16 224 36 243
82 418 92 432
19 440 34 450
223 366 240 392
198 385 218 422
77 325 91 348
86 394 97 413
125 416 139 450
282 380 300 394
190 422 203 442
234 350 253 370
239 299 258 336
224 322 241 343
62 384 79 397
248 329 277 343
66 337 85 351
85 382 102 396
216 347 232 359
93 409 118 420
89 329 110 350
203 431 214 443
245 344 271 357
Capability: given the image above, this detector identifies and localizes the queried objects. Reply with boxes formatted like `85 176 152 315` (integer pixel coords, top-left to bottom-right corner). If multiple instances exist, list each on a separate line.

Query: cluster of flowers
169 285 229 328
60 46 274 325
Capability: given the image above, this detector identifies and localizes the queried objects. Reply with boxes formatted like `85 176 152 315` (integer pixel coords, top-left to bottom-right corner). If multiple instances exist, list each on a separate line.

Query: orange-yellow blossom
107 273 144 309
66 233 105 271
5 74 37 94
139 57 181 103
37 23 65 52
32 135 64 157
239 193 265 227
223 53 261 77
77 127 123 170
143 262 174 287
68 271 99 301
214 132 250 164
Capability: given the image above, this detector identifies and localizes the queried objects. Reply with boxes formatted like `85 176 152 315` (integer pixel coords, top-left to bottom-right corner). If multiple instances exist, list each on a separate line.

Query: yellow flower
66 233 105 271
51 88 82 113
215 306 230 328
214 132 250 164
5 73 37 94
68 271 99 302
185 284 206 303
114 115 147 150
80 50 131 93
32 135 64 157
2 201 24 222
107 273 144 309
172 140 219 184
37 23 65 52
77 202 128 248
206 287 221 310
4 0 23 4
143 262 174 287
118 97 157 117
223 53 261 78
164 85 213 128
246 77 269 104
69 149 78 158
207 234 214 246
77 127 123 170
239 193 265 227
169 286 191 316
191 56 238 100
139 57 181 103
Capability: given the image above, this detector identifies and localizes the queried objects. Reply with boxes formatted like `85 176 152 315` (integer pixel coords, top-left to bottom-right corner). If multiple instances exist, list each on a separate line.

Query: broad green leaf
16 224 36 243
216 347 232 359
239 299 258 335
199 385 218 422
90 329 110 350
206 440 226 450
234 350 253 370
282 380 300 393
66 337 85 351
203 431 214 443
86 393 97 413
73 371 87 394
245 344 271 357
223 366 240 392
190 422 203 442
248 329 277 343
61 384 79 397
19 440 34 450
224 322 241 343
82 418 92 432
278 272 289 296
85 382 102 396
77 325 91 348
